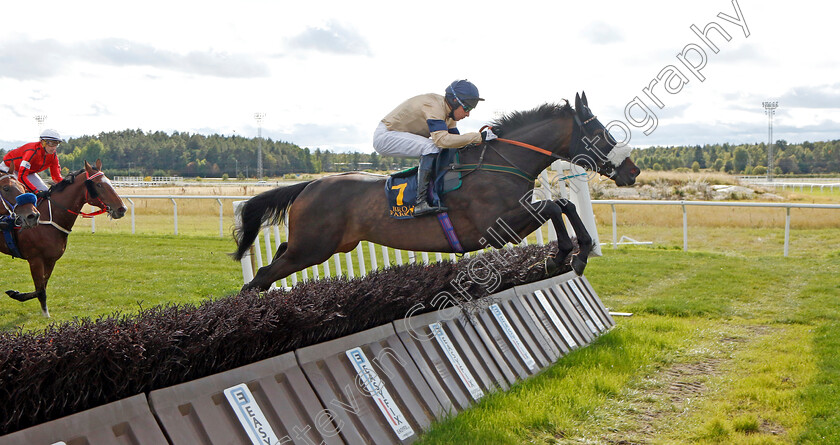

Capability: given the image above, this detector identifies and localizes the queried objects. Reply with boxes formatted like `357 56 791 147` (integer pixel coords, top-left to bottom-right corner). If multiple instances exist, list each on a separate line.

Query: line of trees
632 140 840 175
3 130 838 177
1 129 416 178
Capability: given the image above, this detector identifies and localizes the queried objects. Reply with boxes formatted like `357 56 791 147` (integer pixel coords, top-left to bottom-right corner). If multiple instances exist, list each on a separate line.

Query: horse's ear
84 160 92 171
9 161 15 174
95 159 102 171
575 93 582 112
581 91 588 107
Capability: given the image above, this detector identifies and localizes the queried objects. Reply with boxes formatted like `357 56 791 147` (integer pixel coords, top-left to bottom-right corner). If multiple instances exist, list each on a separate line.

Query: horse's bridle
42 170 110 219
0 173 32 215
568 112 623 178
0 173 16 214
77 171 110 217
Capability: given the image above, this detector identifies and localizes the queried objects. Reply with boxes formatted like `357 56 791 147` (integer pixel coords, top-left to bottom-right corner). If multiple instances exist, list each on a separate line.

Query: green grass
417 249 840 444
0 232 243 332
1 226 839 443
776 186 840 200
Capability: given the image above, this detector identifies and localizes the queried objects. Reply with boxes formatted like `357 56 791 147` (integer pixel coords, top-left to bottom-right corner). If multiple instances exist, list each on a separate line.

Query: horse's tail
232 181 313 261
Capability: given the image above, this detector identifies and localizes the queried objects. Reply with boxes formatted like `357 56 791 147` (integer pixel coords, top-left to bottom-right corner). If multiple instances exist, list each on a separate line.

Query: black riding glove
35 191 50 199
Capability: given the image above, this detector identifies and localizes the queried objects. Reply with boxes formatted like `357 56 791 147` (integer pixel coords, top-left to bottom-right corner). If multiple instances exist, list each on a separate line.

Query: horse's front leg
36 259 58 317
555 198 593 275
530 199 578 276
481 199 574 277
5 257 53 317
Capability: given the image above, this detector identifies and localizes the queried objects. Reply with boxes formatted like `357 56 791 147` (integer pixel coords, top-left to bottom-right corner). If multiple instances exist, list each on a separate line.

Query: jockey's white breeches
0 163 48 191
373 122 440 158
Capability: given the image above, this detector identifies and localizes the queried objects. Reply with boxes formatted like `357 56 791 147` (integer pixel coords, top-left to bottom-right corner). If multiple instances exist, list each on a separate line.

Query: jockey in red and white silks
1 129 65 192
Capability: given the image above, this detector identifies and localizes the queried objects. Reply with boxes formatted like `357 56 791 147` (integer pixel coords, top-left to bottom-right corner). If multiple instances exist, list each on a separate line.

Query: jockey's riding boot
413 154 447 217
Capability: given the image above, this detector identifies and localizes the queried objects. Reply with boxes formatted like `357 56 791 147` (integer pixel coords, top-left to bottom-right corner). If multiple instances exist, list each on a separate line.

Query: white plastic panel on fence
0 394 168 445
233 162 600 289
295 324 451 444
148 352 342 445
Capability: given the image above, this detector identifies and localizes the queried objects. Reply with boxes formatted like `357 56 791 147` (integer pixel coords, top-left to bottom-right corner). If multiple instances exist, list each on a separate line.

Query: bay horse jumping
0 163 40 229
234 93 640 292
1 160 126 317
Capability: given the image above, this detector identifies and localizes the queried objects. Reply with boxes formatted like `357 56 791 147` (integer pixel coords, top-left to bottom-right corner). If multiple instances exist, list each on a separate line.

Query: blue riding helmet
445 79 484 112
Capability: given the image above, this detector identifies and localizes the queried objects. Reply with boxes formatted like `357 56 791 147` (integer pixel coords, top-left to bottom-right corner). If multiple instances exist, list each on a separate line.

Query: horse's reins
456 119 591 182
488 113 597 156
457 113 611 182
494 135 562 159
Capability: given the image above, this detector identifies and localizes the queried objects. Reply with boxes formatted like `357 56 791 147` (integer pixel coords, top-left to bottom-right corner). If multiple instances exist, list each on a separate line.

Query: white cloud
582 21 624 45
779 84 840 109
286 21 372 56
0 0 837 152
0 38 269 80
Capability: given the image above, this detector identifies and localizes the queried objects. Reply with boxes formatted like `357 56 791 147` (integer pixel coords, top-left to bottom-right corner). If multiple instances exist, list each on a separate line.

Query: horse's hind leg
272 242 288 261
243 242 337 292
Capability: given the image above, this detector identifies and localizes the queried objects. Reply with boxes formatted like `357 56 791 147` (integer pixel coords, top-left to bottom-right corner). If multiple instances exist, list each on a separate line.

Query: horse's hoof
6 290 22 301
545 257 560 276
544 257 572 277
240 283 264 294
571 255 587 276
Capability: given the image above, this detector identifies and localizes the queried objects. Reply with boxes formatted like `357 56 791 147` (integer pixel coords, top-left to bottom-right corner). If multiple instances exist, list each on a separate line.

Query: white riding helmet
40 129 64 142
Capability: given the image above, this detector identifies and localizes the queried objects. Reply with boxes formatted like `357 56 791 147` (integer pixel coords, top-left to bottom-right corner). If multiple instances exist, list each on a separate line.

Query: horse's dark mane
49 169 86 193
490 101 574 135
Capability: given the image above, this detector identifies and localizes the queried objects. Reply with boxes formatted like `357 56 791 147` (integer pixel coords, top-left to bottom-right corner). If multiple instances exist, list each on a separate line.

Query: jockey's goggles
454 95 479 112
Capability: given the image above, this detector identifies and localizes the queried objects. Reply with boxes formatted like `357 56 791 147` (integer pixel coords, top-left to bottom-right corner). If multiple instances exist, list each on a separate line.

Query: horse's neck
459 129 563 180
504 120 571 174
40 185 86 230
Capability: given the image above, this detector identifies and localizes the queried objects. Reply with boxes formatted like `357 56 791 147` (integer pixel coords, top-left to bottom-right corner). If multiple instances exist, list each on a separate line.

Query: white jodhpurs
373 122 440 158
0 163 48 191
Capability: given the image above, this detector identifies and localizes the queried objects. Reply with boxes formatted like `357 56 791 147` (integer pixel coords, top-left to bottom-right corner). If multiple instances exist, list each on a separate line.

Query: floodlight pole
254 112 265 179
762 101 778 182
34 115 47 131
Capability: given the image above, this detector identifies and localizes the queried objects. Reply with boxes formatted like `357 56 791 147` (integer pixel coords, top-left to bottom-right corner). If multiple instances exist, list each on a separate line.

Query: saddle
0 215 23 258
384 149 463 219
0 193 36 258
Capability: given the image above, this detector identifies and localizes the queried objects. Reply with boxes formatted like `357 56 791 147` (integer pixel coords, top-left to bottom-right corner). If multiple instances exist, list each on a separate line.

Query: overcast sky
1 0 837 153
